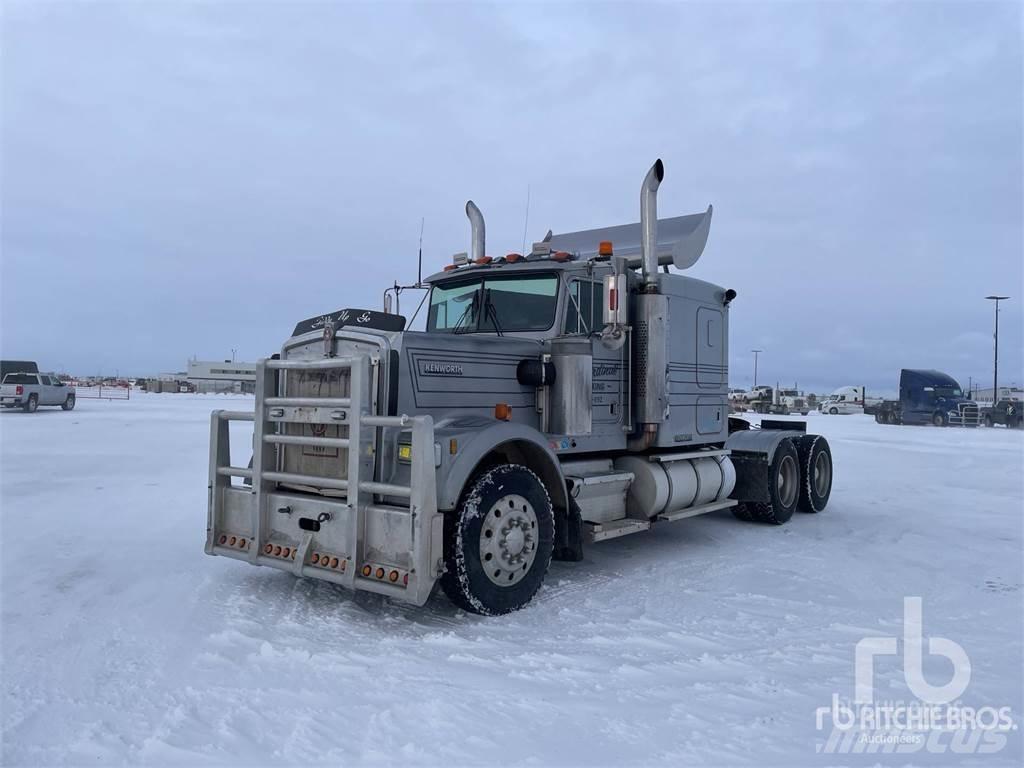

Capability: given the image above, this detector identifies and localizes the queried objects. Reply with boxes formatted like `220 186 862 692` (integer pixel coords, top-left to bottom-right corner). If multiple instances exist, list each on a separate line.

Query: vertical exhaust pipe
465 200 485 262
640 159 664 289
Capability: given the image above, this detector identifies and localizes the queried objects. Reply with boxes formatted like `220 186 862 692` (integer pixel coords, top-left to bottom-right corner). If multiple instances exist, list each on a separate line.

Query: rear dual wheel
795 435 832 513
732 435 833 524
441 464 555 615
733 439 801 525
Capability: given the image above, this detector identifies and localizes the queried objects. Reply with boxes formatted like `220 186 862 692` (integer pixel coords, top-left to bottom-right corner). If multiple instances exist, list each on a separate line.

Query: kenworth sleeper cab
205 160 835 615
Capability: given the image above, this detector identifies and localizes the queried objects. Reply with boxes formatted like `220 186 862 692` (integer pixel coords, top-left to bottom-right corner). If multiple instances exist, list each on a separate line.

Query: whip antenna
521 184 531 256
417 217 425 287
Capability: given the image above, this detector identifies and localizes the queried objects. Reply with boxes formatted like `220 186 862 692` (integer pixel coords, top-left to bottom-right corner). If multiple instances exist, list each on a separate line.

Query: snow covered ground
2 394 1021 766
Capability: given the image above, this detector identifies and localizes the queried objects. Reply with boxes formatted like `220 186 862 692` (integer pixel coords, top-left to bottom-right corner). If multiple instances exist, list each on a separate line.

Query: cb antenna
417 217 425 287
520 184 531 256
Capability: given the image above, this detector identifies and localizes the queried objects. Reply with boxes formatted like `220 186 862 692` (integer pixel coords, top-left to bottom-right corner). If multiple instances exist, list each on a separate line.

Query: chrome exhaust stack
640 159 664 290
465 200 485 262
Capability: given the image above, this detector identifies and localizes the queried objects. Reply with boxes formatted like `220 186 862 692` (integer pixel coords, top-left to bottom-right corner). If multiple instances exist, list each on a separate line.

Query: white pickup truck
0 373 76 412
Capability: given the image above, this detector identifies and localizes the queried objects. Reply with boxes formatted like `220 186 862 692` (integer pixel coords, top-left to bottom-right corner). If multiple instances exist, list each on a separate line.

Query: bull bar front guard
205 356 441 605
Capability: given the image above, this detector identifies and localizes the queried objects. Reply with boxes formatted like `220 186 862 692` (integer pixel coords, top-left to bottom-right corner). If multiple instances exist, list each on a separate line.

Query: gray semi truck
205 160 835 615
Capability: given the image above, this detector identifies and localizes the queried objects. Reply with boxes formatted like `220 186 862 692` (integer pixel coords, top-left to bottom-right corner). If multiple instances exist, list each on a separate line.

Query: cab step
584 518 650 543
656 498 737 522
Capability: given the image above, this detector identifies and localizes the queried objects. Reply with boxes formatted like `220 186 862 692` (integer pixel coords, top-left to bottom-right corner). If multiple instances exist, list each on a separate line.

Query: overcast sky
2 1 1021 393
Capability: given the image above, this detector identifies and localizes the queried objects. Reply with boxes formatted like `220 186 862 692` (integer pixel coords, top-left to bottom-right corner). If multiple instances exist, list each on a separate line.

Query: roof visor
546 159 713 274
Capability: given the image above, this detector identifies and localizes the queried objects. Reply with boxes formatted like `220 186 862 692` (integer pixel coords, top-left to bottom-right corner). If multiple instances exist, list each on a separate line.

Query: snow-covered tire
829 407 838 415
795 434 832 513
62 394 76 411
983 414 993 428
440 464 555 616
731 503 755 522
932 411 947 427
23 395 38 413
745 439 800 525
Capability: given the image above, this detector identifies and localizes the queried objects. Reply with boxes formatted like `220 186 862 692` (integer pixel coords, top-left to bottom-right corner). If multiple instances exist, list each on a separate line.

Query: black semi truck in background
871 369 980 427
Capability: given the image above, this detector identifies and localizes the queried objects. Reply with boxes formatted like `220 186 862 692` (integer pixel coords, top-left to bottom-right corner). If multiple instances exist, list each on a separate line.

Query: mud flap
553 497 585 562
729 452 771 504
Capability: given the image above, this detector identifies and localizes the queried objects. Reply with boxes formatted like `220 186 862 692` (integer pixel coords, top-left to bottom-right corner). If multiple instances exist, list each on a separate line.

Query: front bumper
205 355 442 606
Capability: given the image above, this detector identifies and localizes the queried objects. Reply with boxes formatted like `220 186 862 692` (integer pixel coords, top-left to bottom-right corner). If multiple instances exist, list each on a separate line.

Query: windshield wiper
452 291 480 334
482 288 504 337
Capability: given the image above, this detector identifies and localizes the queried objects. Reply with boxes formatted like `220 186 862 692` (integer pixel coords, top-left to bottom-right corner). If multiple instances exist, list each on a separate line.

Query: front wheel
829 407 838 415
62 394 76 411
983 414 993 428
23 395 38 413
440 464 555 615
932 411 947 427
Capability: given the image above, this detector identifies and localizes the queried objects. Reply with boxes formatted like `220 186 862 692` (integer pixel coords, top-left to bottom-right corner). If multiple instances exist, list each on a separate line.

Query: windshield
427 274 559 333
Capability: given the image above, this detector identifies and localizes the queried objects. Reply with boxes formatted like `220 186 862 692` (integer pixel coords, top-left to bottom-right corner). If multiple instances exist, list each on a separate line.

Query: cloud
1 1 1020 391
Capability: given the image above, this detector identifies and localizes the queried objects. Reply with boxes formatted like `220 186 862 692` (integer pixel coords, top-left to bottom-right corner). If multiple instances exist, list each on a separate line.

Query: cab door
38 376 57 405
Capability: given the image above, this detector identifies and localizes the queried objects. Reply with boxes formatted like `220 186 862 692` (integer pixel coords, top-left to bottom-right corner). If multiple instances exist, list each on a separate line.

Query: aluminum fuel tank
614 453 736 519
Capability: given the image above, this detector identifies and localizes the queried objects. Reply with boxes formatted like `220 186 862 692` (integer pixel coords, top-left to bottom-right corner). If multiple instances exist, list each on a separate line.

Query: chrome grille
281 368 351 488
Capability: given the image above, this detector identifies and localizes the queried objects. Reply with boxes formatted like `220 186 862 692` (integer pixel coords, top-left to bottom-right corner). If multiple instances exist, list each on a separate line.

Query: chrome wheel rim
478 493 538 586
777 454 799 508
813 451 831 497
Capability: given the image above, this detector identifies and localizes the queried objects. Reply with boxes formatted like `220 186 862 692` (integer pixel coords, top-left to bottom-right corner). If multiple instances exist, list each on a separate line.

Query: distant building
186 360 256 394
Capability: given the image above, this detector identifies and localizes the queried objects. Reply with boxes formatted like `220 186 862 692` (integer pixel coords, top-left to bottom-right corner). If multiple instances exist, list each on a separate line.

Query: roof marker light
598 241 614 256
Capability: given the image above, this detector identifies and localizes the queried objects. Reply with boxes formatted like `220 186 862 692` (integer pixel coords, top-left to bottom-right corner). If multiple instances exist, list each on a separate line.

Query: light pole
985 296 1009 404
751 349 763 388
231 348 237 363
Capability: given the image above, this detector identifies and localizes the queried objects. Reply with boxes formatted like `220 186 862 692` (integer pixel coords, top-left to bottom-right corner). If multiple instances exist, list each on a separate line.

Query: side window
39 375 51 385
565 280 604 335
